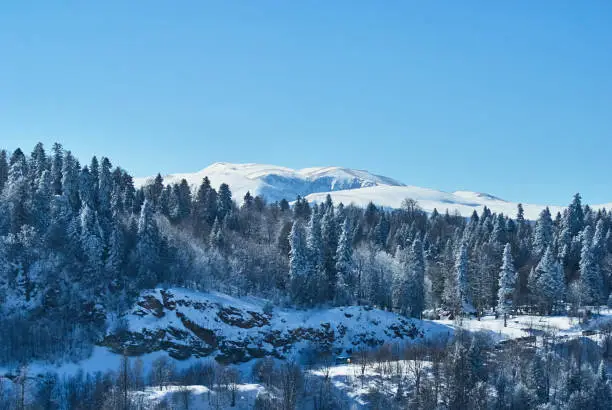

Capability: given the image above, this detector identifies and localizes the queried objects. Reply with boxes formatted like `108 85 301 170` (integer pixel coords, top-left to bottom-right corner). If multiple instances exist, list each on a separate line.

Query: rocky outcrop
100 288 450 364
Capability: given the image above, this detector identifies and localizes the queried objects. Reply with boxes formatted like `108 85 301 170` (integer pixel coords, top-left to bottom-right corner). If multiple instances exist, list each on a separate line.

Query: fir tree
393 246 412 316
535 247 566 314
408 238 426 318
217 183 233 221
579 225 603 306
4 149 30 232
62 151 81 212
335 218 353 306
321 205 338 301
98 157 113 218
50 142 63 195
136 200 161 288
533 207 554 257
306 207 324 303
288 221 309 305
80 205 104 278
497 243 516 326
0 149 8 195
455 241 473 314
29 142 48 186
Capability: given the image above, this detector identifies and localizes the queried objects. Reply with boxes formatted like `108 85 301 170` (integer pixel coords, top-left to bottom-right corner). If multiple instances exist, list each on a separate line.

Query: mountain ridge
135 162 612 220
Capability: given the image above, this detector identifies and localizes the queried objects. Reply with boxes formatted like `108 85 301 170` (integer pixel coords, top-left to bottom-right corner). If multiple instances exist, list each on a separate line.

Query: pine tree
497 243 516 326
594 360 612 408
193 177 217 236
288 221 309 305
217 183 233 221
393 246 411 316
455 241 473 314
79 166 95 209
136 200 161 288
50 142 63 195
579 225 603 306
98 157 113 217
62 151 81 212
32 170 52 231
4 149 30 232
567 193 585 237
242 191 254 209
29 142 48 186
372 213 389 249
0 149 8 195
177 179 192 222
335 218 353 306
105 223 124 284
321 205 338 301
89 156 100 208
306 207 324 303
145 173 164 210
535 247 566 314
533 207 554 257
80 205 105 278
408 238 426 318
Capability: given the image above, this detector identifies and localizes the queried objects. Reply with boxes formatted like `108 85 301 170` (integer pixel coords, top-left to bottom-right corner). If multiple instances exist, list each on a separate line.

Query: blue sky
1 1 611 205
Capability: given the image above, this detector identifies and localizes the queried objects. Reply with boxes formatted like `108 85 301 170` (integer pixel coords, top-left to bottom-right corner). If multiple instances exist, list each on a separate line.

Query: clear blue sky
1 1 611 205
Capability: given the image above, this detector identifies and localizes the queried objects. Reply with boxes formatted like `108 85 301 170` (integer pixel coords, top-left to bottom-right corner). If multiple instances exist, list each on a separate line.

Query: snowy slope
135 162 612 220
134 163 404 204
305 186 567 220
100 288 452 364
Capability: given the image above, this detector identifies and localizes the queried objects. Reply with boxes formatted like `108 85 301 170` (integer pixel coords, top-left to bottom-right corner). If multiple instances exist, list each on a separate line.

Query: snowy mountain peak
134 162 609 220
135 162 403 204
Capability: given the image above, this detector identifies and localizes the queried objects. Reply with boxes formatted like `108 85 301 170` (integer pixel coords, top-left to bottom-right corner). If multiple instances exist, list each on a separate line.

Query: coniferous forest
1 143 612 409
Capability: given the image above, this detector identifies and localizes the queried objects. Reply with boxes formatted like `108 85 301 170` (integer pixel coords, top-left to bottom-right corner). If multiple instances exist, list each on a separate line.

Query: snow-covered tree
217 183 233 221
335 218 353 305
579 225 603 306
0 149 9 194
407 237 426 318
533 207 554 257
80 205 104 277
321 205 338 301
497 243 516 326
534 247 566 314
288 221 309 305
455 241 473 315
135 200 161 287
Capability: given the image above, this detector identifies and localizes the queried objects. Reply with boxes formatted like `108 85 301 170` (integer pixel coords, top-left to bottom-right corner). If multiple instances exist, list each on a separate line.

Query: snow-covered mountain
134 162 405 204
136 162 611 220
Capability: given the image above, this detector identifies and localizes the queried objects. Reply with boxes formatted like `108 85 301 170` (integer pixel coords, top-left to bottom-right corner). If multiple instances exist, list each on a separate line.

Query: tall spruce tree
579 225 603 306
535 247 566 314
533 207 554 257
497 243 516 326
455 241 473 314
288 221 309 305
334 218 353 306
217 183 233 221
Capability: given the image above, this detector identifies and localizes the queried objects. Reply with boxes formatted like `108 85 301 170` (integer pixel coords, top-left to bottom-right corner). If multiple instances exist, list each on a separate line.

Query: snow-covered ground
3 306 612 409
437 310 612 342
132 383 265 410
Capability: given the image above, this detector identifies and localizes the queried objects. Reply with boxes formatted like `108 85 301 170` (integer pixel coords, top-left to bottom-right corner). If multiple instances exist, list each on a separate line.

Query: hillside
134 162 404 204
101 288 451 364
135 162 612 219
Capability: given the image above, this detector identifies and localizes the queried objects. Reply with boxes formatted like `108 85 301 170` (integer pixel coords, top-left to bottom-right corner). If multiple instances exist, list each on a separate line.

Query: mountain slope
101 288 451 363
305 186 567 220
134 162 404 204
135 162 612 220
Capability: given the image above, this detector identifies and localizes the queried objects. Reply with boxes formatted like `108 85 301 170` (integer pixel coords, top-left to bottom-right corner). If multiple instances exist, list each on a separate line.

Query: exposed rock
99 288 451 365
136 295 165 318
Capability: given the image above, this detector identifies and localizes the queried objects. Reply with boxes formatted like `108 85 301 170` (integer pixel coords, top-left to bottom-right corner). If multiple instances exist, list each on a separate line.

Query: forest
1 143 612 408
